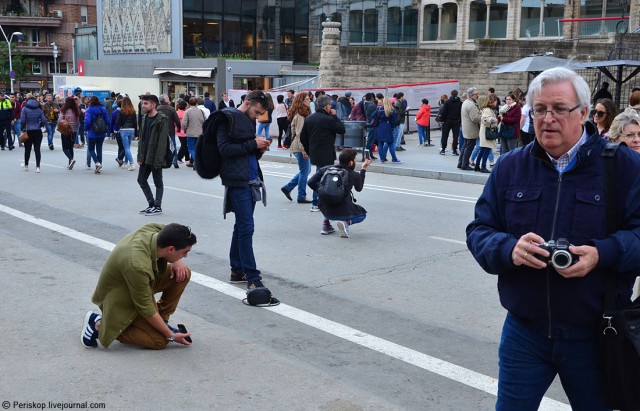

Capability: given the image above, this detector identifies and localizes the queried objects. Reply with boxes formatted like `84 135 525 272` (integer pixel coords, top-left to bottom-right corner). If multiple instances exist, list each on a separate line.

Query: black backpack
195 111 230 179
92 111 107 135
317 166 350 206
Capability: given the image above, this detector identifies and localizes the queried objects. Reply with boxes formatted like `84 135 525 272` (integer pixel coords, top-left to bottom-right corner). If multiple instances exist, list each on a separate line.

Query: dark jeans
137 164 164 207
88 137 104 164
61 132 76 162
497 314 608 410
24 129 43 167
115 132 124 161
0 120 13 148
458 138 476 168
276 117 288 146
177 137 190 162
440 120 460 152
478 147 491 169
227 186 261 282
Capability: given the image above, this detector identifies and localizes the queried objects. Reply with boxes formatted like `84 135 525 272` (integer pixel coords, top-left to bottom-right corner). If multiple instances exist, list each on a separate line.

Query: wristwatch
167 334 176 342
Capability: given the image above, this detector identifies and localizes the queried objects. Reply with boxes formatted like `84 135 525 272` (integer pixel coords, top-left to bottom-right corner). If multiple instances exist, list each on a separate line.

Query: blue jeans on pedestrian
471 139 494 163
379 141 399 162
257 122 270 140
282 152 311 200
312 165 321 206
417 124 428 145
77 121 85 145
12 120 21 141
227 186 261 282
119 129 135 164
497 314 609 411
457 130 464 154
87 137 104 164
187 136 197 164
45 122 55 146
365 127 377 152
323 213 366 225
393 125 402 148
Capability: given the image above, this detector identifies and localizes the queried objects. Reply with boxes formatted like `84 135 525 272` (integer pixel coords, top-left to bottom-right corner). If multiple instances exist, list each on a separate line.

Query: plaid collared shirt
546 127 589 173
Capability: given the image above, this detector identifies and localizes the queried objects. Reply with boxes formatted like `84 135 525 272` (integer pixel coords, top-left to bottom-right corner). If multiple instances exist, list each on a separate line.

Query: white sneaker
68 159 76 170
121 163 128 169
337 221 350 238
95 163 102 174
128 164 136 171
35 167 40 173
310 205 320 212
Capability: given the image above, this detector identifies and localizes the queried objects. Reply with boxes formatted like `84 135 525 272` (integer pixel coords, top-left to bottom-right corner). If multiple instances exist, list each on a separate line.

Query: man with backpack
137 94 168 216
307 148 370 238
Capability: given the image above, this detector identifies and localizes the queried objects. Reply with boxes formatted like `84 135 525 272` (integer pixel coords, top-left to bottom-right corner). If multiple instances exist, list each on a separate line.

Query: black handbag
368 108 380 128
599 142 640 410
485 126 499 141
498 123 515 139
282 123 292 148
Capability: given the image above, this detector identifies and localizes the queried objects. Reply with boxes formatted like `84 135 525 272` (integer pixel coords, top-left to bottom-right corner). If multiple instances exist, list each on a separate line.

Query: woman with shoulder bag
477 94 498 173
19 94 47 173
59 97 80 170
280 92 313 203
498 93 521 154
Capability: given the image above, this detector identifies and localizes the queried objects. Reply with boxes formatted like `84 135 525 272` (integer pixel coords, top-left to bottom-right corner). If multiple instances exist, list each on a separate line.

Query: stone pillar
539 0 545 37
437 4 443 41
485 0 491 39
318 20 342 88
379 2 387 46
508 0 521 39
630 0 639 33
339 8 349 46
456 0 468 49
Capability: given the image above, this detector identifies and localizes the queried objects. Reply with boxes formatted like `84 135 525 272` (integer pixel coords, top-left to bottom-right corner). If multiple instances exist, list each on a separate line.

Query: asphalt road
0 140 571 410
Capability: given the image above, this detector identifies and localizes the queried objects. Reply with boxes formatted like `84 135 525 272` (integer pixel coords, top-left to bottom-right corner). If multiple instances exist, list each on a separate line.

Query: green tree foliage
0 42 34 90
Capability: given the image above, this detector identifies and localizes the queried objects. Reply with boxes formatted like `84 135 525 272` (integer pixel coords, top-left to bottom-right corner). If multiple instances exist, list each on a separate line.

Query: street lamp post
0 25 23 93
51 42 58 74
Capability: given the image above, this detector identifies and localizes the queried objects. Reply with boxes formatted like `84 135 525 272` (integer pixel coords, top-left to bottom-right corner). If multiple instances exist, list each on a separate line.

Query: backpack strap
602 142 621 311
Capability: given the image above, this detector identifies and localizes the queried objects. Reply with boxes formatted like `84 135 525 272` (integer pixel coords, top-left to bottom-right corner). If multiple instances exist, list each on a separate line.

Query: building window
441 3 457 41
80 6 88 24
469 0 508 40
423 4 439 41
387 1 418 44
31 62 41 74
520 0 565 37
579 0 624 36
349 7 378 44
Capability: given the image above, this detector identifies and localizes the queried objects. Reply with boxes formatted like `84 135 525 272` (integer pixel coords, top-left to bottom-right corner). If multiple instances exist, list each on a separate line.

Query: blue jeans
77 121 85 144
417 124 428 145
365 127 376 151
478 147 491 169
312 165 321 206
393 125 402 148
187 136 197 164
87 137 104 164
497 314 608 411
282 152 310 200
227 186 261 282
45 122 55 146
119 129 135 164
471 139 494 163
379 141 398 162
12 120 21 140
323 213 366 225
257 122 270 139
457 130 464 154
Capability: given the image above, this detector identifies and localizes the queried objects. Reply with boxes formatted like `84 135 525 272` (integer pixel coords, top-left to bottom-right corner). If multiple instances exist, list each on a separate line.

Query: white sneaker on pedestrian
128 164 136 171
337 221 350 238
121 163 128 169
95 163 102 174
68 159 76 170
310 205 320 212
35 167 40 173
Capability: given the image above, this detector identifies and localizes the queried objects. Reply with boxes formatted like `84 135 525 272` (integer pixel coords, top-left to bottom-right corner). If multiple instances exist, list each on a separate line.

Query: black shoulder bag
599 142 640 410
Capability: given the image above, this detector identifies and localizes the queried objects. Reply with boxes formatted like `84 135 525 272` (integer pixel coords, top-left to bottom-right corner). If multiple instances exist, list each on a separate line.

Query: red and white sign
77 60 85 76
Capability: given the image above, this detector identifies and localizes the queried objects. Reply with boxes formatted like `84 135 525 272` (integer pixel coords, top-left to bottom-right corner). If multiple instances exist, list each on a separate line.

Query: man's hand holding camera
512 232 599 278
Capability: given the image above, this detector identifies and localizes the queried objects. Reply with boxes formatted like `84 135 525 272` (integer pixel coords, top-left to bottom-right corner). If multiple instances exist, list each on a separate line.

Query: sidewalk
261 129 493 185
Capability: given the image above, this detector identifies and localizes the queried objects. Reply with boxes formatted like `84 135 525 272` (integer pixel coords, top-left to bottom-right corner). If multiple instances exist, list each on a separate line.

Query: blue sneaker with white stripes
81 311 101 348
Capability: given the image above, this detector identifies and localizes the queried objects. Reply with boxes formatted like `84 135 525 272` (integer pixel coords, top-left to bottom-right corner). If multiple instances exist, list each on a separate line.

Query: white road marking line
0 203 568 410
430 236 468 245
165 186 223 199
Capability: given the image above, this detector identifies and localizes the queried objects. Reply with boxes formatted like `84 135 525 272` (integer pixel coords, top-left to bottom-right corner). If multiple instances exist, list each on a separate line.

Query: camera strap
601 142 621 311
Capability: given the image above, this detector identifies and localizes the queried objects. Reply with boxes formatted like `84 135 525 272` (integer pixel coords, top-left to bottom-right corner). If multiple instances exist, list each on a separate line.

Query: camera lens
552 250 572 270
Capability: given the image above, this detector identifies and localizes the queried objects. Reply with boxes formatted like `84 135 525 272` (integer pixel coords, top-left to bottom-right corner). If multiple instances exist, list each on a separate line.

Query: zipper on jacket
547 172 563 338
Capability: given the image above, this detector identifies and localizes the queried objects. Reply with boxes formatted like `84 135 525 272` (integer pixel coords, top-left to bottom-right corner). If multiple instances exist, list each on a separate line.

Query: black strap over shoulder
601 142 621 311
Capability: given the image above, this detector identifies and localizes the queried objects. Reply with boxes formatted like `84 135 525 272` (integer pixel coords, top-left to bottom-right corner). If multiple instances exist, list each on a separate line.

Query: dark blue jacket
217 108 263 188
84 105 110 139
467 122 640 339
20 98 46 131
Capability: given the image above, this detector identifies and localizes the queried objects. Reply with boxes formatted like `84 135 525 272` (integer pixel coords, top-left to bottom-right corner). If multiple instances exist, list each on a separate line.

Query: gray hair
467 87 478 96
528 67 591 111
608 110 640 142
159 94 169 104
317 95 333 109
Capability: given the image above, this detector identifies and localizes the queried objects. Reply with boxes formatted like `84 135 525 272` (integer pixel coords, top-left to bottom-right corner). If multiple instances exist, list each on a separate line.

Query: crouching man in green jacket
81 223 197 350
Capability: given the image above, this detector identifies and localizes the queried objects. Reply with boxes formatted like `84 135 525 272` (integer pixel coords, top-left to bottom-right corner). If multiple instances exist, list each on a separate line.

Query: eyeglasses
622 132 640 139
532 104 582 119
594 110 607 117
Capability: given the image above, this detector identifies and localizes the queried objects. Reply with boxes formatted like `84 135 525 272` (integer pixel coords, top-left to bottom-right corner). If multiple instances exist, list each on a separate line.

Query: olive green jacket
91 223 168 348
137 112 168 168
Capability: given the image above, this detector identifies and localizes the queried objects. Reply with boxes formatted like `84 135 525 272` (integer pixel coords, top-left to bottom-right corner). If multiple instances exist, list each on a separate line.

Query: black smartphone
364 149 371 160
177 323 193 343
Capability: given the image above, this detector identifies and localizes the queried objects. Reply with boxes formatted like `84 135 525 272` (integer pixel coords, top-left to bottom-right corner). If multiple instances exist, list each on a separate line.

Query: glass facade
183 0 309 63
469 0 508 40
387 0 418 44
520 0 565 38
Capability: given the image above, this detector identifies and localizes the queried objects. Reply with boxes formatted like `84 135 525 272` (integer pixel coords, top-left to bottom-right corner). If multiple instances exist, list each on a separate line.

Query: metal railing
559 16 629 38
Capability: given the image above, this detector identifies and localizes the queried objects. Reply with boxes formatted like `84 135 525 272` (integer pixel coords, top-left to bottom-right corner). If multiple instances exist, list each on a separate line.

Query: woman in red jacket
415 99 432 146
498 93 521 154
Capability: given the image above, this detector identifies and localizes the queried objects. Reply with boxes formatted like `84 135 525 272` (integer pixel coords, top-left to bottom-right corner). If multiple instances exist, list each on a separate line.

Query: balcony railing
0 12 62 27
559 16 630 39
15 43 59 57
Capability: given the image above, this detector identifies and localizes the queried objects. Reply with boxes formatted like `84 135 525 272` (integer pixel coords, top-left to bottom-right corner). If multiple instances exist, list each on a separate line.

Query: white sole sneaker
68 160 76 170
337 221 349 238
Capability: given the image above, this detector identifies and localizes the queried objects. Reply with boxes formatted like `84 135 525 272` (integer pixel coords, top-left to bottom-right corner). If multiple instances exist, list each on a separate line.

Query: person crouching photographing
307 148 371 238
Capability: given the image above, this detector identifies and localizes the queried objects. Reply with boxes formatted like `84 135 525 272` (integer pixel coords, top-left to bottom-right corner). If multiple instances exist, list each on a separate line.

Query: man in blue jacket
467 67 640 410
